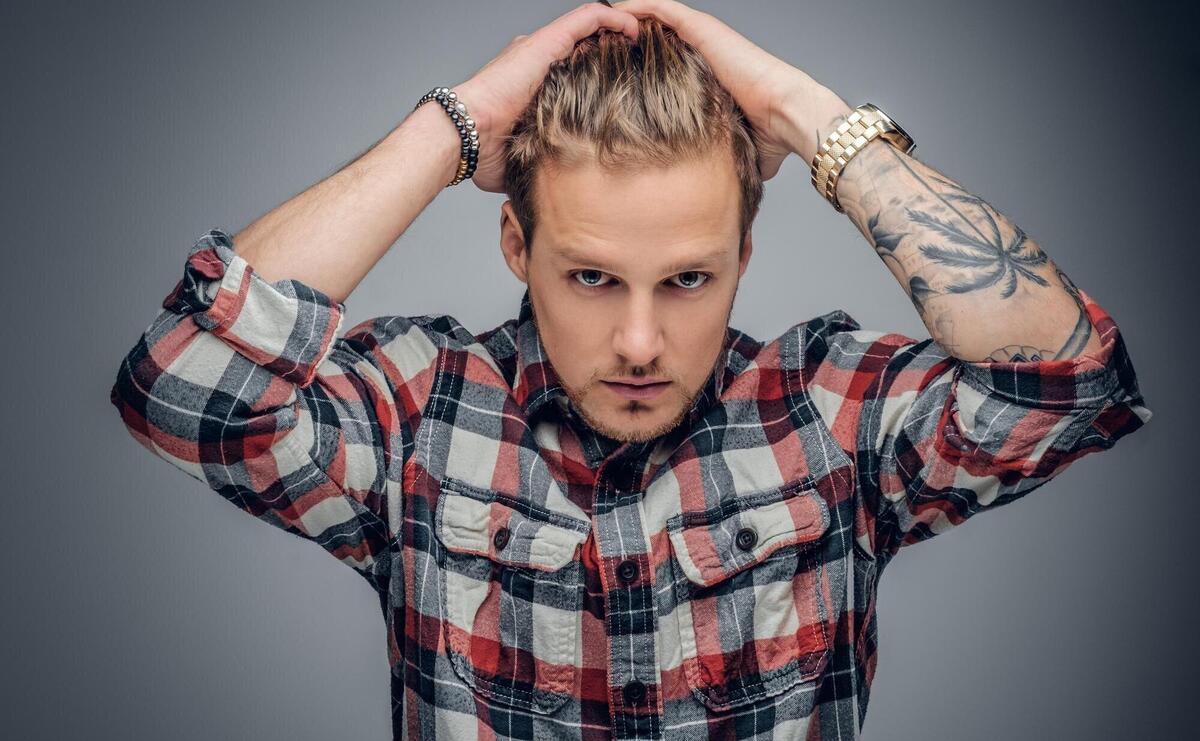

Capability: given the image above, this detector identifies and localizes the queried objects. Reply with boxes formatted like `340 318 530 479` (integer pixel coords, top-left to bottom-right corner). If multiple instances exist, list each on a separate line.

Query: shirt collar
511 287 734 434
511 287 567 422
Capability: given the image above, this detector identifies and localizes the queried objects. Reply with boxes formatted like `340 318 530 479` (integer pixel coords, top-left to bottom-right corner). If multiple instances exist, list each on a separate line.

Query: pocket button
735 527 758 551
492 527 511 550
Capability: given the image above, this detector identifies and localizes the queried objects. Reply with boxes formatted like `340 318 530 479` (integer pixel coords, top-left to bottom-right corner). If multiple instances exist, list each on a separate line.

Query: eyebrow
551 246 730 275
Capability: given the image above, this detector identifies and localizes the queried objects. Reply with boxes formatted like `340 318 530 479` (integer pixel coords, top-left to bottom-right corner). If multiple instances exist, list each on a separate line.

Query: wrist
775 83 853 165
391 97 466 186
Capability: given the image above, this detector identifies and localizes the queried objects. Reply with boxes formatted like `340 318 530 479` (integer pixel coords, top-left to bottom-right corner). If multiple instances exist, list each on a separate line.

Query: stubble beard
534 286 736 445
561 322 729 445
566 374 700 444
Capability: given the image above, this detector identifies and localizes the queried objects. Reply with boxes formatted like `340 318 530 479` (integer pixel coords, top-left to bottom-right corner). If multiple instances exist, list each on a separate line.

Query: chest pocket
434 478 590 714
665 482 834 712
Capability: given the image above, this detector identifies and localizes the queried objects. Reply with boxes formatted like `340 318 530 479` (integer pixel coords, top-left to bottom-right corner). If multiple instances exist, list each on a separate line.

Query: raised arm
110 3 644 585
784 100 1152 559
818 106 1102 365
232 2 640 303
613 0 1152 563
232 100 462 302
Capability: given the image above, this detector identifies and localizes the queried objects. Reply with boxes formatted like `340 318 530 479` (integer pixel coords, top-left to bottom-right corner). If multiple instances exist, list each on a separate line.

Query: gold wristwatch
810 103 916 212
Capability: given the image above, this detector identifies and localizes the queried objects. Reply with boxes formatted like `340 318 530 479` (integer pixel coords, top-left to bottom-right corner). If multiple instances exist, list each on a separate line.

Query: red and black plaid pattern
111 229 1152 739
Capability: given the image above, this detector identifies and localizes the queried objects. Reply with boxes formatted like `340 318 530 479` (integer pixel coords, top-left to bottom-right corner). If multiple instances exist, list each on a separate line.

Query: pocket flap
668 488 829 587
436 489 589 572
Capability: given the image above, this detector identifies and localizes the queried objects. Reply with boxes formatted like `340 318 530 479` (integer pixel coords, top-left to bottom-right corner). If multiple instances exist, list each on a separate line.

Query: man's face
499 147 752 444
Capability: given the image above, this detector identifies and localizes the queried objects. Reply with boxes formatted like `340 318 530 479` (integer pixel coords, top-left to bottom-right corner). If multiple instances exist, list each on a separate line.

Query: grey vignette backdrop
2 0 1194 738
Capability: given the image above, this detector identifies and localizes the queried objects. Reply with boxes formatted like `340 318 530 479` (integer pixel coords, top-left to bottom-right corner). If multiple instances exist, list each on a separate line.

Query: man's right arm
221 1 643 299
108 103 464 587
232 101 462 303
110 3 645 586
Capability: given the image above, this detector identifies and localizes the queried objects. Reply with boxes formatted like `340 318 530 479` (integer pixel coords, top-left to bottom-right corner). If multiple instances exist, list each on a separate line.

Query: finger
611 0 696 31
613 1 757 67
543 2 640 42
612 0 727 51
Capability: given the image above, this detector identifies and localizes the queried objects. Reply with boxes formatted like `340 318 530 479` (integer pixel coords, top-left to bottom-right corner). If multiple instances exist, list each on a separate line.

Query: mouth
602 380 672 401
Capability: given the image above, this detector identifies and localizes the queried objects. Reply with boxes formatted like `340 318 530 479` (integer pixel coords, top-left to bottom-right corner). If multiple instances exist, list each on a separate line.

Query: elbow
110 345 156 451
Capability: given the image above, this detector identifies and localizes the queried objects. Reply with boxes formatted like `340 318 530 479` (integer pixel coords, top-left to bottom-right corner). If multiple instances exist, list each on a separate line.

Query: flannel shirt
111 228 1152 740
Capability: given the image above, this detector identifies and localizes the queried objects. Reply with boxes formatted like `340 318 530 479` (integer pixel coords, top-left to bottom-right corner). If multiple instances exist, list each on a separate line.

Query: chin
579 397 689 444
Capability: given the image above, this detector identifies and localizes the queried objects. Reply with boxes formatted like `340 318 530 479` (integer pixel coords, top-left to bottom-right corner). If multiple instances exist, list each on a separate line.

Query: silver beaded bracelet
414 86 480 187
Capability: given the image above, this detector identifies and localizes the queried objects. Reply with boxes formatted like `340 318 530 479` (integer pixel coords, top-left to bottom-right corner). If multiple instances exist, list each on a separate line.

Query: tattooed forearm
832 139 1103 363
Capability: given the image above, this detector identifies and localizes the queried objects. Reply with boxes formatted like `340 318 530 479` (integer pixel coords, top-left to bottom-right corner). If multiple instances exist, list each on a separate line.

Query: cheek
669 299 727 339
542 315 605 380
669 309 729 371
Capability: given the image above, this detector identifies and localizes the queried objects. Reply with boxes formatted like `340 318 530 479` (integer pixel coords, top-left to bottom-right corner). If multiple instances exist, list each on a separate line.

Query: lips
605 378 671 386
602 380 671 400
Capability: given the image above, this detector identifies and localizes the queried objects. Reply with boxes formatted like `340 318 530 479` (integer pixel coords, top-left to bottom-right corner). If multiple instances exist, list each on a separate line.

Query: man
110 1 1151 738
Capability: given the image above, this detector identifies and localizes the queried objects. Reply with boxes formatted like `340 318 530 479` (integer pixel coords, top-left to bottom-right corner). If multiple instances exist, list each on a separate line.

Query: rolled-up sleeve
110 228 439 589
157 228 344 387
811 287 1152 563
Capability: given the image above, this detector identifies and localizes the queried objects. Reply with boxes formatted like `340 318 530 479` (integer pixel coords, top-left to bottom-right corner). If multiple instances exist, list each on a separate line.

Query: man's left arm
794 95 1102 365
610 0 1154 561
612 0 1109 365
785 92 1154 561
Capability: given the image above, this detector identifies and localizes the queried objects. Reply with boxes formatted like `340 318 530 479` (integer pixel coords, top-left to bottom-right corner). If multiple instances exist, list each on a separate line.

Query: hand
612 0 852 177
452 3 640 192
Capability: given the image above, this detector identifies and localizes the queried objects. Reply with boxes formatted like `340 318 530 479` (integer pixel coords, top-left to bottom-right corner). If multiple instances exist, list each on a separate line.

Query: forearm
832 139 1102 362
780 84 1102 363
232 101 462 304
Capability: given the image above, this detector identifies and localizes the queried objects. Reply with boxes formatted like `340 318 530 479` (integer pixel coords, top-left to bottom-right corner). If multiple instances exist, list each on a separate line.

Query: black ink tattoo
842 144 1098 363
1051 268 1093 359
906 275 938 321
910 211 1049 299
866 210 909 276
887 147 1052 299
866 211 904 254
982 345 1058 362
928 309 964 356
980 271 1094 362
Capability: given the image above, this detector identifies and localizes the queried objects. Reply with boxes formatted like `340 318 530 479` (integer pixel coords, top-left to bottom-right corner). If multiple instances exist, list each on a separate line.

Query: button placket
593 466 662 737
616 558 639 584
623 680 647 705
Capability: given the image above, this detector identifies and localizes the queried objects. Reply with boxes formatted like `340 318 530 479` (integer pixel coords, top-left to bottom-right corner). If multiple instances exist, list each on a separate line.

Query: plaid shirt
111 228 1151 740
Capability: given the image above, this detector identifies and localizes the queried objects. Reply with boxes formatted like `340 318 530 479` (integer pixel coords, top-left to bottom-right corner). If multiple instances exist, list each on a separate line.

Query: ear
737 225 753 278
499 200 530 284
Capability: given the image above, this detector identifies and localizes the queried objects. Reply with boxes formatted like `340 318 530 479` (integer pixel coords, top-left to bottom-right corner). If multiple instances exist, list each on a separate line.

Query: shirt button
492 527 511 550
735 527 758 551
616 559 639 584
623 680 647 705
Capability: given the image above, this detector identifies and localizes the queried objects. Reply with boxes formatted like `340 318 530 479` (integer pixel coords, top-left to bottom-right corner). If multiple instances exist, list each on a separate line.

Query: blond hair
503 17 763 252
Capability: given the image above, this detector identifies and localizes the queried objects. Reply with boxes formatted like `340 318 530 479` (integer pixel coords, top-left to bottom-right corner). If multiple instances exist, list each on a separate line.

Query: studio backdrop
1 1 1194 739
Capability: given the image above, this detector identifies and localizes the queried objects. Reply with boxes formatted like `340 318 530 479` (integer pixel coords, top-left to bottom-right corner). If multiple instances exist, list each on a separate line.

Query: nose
612 293 665 369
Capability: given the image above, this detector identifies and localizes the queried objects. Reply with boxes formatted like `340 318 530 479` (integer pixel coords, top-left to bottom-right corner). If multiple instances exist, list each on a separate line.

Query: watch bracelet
809 105 893 213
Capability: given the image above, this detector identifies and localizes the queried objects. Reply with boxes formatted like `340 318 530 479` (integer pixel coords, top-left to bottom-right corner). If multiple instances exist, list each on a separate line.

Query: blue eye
669 271 710 290
569 270 712 291
573 269 610 289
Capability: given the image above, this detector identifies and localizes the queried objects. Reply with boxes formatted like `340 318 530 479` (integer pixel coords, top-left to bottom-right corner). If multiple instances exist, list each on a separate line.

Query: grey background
3 0 1194 738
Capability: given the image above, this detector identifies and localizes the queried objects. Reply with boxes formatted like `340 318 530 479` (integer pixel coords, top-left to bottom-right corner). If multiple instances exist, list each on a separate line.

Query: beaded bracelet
414 86 480 187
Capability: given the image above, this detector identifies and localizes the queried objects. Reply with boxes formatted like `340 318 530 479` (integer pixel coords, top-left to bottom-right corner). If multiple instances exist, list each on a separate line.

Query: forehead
533 148 742 254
